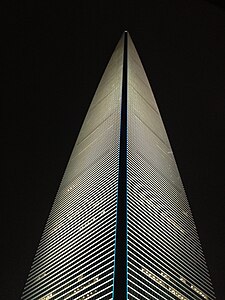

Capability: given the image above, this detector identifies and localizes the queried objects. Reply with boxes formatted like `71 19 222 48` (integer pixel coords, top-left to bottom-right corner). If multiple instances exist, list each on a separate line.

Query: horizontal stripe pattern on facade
21 36 124 300
22 32 216 300
127 34 215 300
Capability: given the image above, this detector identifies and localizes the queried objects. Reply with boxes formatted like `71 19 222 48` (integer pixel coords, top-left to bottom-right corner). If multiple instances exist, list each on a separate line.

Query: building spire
22 32 215 300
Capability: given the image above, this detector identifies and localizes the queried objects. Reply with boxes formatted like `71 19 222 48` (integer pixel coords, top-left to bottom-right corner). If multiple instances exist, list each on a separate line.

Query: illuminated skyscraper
22 32 215 300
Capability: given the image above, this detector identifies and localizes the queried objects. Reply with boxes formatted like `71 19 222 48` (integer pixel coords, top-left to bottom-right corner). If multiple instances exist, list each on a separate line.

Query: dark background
3 0 225 299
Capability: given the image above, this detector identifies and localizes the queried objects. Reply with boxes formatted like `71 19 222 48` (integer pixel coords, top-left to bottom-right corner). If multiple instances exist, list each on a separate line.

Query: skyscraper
21 32 215 300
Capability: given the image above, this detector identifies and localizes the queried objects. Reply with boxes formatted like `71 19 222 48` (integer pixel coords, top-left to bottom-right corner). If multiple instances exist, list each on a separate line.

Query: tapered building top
22 32 215 300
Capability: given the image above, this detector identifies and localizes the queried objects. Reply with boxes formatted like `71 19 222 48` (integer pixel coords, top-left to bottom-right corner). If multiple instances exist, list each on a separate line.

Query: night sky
3 0 225 299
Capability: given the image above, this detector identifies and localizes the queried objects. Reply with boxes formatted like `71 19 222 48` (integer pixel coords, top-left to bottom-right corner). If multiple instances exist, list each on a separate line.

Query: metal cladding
126 34 215 300
22 33 215 300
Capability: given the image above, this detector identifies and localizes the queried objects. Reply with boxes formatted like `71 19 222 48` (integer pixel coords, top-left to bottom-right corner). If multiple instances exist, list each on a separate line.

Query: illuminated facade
22 32 215 300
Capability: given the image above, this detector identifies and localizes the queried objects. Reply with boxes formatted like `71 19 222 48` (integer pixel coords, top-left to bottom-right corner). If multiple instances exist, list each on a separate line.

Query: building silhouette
21 32 215 300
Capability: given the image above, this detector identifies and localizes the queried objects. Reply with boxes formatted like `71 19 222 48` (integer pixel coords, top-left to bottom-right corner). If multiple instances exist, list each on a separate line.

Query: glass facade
126 34 215 300
21 36 123 300
22 32 215 300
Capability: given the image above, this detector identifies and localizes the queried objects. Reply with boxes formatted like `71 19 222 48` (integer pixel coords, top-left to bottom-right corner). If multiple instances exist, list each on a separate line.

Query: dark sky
3 0 225 299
